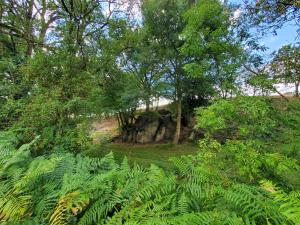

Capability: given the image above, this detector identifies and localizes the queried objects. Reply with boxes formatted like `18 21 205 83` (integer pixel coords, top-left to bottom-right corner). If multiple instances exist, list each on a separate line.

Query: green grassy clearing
87 142 199 169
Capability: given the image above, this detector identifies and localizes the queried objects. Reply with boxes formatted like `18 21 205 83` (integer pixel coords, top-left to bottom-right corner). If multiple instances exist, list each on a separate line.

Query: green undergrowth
0 96 299 224
1 131 300 225
86 143 198 169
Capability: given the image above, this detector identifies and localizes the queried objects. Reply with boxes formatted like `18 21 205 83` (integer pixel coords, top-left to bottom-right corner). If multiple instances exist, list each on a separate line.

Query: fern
261 180 300 224
50 191 89 225
0 132 298 225
219 184 287 224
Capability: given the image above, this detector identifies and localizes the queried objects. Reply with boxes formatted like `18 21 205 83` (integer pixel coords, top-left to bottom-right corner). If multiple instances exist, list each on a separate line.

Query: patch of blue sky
260 25 299 54
228 0 299 54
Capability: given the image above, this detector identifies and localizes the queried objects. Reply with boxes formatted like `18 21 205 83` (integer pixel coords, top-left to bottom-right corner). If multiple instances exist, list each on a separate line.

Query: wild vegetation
0 0 299 224
1 97 300 224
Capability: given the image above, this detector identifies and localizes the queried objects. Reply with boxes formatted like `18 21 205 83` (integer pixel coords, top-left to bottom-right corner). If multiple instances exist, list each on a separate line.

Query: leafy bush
195 97 300 189
12 51 96 154
91 130 112 147
198 137 263 182
196 96 276 140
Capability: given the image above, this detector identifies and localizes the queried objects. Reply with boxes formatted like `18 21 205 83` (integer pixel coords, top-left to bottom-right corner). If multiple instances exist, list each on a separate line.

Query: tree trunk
156 96 159 110
116 114 121 130
118 112 124 128
295 82 299 97
145 98 150 112
173 98 182 144
272 85 289 101
25 0 34 57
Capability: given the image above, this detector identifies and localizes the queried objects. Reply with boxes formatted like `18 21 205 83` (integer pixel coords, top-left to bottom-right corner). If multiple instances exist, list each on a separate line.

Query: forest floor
87 142 198 169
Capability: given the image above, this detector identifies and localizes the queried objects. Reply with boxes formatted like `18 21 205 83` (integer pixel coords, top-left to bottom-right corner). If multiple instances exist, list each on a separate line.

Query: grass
87 142 199 169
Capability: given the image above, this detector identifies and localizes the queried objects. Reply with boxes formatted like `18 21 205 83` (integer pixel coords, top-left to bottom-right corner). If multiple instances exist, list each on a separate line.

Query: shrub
196 96 276 140
90 130 113 150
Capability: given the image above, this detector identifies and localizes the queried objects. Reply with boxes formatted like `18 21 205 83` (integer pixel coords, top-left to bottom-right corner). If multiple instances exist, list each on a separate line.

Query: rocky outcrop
121 109 193 144
135 119 160 143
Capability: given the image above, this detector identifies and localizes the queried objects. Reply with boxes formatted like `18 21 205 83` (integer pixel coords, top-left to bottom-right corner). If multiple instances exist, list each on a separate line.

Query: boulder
135 120 160 144
120 110 173 144
121 109 194 144
155 126 165 142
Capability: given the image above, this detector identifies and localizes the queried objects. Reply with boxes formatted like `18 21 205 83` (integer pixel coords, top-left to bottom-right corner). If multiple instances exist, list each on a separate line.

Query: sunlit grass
87 142 199 169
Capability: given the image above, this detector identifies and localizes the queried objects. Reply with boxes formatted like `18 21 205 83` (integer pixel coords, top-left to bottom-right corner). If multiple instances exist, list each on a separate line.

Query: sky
228 0 299 55
225 0 299 95
260 25 299 54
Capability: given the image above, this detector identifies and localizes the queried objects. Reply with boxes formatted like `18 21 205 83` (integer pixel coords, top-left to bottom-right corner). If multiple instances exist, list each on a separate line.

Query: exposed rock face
135 120 160 143
92 109 198 144
121 109 187 144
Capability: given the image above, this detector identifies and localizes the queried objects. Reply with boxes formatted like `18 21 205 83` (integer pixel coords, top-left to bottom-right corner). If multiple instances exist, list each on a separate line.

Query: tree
242 54 288 99
89 19 144 131
181 1 243 97
0 0 59 56
123 29 166 112
271 44 300 97
141 0 191 144
0 0 126 151
244 0 300 35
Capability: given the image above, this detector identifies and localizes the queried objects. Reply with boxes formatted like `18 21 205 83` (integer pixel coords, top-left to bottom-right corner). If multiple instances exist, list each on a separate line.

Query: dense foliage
1 97 300 224
196 96 277 139
271 45 300 97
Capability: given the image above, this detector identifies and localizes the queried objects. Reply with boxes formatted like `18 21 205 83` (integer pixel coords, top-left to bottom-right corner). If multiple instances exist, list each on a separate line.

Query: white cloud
233 8 242 20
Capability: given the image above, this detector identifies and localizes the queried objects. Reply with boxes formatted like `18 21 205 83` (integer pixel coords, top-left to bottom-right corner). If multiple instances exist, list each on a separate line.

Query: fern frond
220 184 286 224
50 191 89 225
78 193 119 225
261 180 300 224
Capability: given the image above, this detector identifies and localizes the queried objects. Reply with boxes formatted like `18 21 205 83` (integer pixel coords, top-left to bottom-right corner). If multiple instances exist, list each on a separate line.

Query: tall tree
271 44 300 97
123 29 166 112
0 0 59 56
181 0 243 96
141 0 191 144
0 0 128 151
